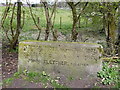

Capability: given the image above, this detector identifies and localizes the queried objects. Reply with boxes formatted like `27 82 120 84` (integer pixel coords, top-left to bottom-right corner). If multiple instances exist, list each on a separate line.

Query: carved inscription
22 44 100 67
28 58 89 67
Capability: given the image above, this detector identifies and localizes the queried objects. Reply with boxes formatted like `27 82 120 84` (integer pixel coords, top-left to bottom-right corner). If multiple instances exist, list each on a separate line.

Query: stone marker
18 40 103 78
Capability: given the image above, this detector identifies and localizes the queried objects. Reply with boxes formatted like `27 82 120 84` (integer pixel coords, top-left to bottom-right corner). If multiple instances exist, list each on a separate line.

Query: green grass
0 6 103 36
3 70 68 88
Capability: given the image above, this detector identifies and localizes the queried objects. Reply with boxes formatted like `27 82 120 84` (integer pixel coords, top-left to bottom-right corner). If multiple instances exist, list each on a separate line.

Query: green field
0 6 103 36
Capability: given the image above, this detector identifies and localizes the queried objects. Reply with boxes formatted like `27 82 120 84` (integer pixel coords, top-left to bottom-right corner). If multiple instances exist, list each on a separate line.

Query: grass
3 70 68 88
0 6 103 36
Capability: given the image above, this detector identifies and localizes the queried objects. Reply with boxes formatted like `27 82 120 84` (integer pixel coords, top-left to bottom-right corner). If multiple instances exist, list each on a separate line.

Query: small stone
55 80 59 82
8 73 11 75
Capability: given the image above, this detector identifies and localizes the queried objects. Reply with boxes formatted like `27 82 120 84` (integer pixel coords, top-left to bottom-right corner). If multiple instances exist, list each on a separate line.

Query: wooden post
86 16 88 27
37 17 40 24
60 17 62 29
78 16 80 28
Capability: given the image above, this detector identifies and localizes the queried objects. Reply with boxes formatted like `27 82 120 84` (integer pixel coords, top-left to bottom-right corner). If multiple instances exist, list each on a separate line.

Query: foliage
97 62 119 86
13 72 21 78
9 46 18 52
3 78 14 85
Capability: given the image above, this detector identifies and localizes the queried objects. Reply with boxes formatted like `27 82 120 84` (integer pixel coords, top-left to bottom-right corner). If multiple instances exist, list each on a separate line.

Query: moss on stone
20 40 101 46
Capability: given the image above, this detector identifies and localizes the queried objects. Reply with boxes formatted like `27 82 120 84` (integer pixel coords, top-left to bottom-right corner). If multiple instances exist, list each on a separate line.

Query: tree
27 1 42 40
66 2 88 41
99 2 118 55
1 0 24 50
42 0 57 41
10 0 22 49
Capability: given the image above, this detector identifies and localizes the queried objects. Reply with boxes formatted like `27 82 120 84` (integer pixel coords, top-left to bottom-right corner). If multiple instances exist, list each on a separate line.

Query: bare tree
27 1 42 40
42 0 57 41
1 0 24 50
9 0 22 49
66 2 88 41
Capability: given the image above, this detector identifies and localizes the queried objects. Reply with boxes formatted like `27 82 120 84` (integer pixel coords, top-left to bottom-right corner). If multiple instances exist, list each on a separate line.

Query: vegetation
1 0 120 88
3 70 68 88
97 61 119 86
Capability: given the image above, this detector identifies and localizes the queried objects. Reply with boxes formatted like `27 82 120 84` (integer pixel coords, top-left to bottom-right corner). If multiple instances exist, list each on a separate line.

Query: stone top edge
19 40 103 47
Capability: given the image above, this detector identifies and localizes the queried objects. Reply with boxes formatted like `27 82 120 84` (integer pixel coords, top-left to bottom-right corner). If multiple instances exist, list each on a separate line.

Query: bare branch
1 4 10 28
50 0 58 19
77 2 88 21
10 2 16 38
75 2 80 6
27 0 42 40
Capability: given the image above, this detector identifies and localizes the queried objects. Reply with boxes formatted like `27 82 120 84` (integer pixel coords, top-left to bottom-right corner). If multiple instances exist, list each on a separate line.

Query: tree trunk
45 21 51 41
103 13 107 35
116 2 120 57
43 2 51 41
67 2 88 42
106 12 116 55
43 1 57 41
52 30 58 41
72 21 78 41
71 5 78 42
10 1 21 50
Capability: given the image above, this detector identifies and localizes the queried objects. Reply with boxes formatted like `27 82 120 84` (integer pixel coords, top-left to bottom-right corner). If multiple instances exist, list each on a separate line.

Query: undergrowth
97 60 119 88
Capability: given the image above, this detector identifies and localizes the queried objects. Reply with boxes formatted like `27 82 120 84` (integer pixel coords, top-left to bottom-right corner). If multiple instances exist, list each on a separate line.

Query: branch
42 2 50 22
77 2 88 21
27 1 41 32
27 0 42 40
10 2 16 38
1 4 10 28
67 2 74 9
50 0 58 19
75 2 80 6
2 26 11 43
51 3 57 30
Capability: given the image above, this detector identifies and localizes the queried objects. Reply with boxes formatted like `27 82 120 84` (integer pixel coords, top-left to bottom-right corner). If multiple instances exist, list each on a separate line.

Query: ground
1 45 117 88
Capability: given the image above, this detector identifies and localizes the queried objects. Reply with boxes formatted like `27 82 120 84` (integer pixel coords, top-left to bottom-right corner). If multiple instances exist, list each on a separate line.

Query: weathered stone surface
18 40 103 79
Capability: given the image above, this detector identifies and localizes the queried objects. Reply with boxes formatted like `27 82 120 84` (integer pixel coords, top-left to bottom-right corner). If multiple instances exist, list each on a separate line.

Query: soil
1 43 117 89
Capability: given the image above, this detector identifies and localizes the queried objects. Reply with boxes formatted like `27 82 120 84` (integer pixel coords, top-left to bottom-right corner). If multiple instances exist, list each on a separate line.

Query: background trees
0 1 119 56
99 2 119 55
